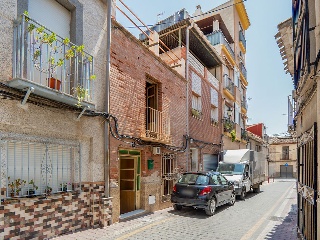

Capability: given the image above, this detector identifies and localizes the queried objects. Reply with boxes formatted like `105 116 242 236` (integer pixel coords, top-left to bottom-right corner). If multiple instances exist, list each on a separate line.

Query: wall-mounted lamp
190 138 194 144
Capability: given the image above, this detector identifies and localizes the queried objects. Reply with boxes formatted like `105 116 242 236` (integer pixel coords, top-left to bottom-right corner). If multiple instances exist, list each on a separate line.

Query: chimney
193 5 203 17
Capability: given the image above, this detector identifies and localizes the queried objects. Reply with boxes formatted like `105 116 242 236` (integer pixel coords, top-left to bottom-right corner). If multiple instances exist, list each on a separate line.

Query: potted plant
27 179 38 196
59 182 71 192
7 177 26 197
45 186 52 195
230 129 236 142
191 108 202 119
211 118 219 126
24 11 96 100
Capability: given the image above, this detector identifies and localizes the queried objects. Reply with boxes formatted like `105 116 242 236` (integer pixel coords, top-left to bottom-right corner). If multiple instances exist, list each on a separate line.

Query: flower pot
48 77 61 90
27 189 35 195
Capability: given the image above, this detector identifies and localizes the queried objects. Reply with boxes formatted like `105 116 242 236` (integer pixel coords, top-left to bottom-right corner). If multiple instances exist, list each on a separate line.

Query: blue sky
116 0 293 136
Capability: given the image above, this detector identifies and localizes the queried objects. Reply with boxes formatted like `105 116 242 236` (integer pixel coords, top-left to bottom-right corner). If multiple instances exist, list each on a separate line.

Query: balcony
206 30 235 61
239 62 247 80
239 30 246 52
241 128 249 141
223 118 235 133
241 98 248 111
223 74 235 100
11 14 95 108
143 107 170 142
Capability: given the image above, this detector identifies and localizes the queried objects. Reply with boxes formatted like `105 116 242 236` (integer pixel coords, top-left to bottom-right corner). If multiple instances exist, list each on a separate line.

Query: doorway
119 151 141 214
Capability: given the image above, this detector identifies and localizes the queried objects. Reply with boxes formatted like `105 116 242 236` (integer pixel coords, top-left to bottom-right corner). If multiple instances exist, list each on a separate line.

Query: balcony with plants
206 30 235 63
10 13 95 108
241 128 249 141
223 117 236 142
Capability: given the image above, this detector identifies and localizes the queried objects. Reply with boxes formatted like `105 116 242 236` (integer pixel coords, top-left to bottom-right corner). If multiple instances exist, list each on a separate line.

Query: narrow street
53 179 299 240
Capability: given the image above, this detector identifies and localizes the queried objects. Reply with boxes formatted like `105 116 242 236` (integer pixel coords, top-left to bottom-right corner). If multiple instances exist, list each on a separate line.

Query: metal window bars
0 139 81 201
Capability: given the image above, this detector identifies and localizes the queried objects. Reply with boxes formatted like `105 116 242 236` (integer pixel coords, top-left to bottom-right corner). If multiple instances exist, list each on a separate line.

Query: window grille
161 153 177 196
0 139 81 200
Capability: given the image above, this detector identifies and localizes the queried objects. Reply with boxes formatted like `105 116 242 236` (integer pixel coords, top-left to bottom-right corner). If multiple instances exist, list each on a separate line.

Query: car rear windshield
178 173 209 185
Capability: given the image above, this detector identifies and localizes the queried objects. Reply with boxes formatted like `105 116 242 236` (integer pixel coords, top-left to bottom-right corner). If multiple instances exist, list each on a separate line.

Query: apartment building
0 0 113 238
276 0 320 238
192 1 250 150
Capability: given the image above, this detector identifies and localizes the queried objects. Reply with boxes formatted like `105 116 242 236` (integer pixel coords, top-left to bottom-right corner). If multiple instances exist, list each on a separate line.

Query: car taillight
173 185 177 192
199 186 211 196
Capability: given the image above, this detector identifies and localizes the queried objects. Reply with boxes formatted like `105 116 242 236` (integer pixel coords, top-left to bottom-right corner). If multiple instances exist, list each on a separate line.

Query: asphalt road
53 179 299 240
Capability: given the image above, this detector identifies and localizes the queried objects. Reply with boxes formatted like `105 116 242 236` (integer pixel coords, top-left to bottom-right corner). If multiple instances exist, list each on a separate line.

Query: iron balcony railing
223 74 235 95
241 128 249 141
239 62 247 80
223 118 235 133
146 107 170 141
239 30 246 50
13 14 94 102
241 98 248 110
206 30 235 60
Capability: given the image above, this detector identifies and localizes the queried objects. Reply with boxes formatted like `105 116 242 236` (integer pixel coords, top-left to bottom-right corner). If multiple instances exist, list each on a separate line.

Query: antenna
157 12 164 22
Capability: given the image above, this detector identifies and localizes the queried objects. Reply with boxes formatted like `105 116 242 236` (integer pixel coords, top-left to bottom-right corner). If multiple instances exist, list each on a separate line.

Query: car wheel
205 198 216 216
239 188 246 200
173 204 182 210
228 192 236 206
253 185 260 193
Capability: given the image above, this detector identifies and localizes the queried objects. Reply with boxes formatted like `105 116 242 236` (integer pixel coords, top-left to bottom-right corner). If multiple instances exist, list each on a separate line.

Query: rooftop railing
206 30 235 60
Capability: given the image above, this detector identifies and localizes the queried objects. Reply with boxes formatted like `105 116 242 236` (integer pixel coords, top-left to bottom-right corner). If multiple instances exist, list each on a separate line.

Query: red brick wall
109 20 187 179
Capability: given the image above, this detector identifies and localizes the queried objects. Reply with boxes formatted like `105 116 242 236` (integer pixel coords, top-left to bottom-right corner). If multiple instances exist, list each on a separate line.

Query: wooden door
120 157 141 214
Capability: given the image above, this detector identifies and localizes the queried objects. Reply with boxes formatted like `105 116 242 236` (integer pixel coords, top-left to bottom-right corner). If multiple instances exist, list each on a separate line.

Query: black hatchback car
171 171 235 216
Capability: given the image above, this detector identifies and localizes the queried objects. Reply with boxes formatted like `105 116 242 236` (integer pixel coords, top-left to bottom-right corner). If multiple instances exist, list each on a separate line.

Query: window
211 175 219 184
192 94 202 112
218 175 228 185
162 153 177 196
0 139 80 198
211 107 218 123
282 146 289 160
255 145 261 152
191 71 202 114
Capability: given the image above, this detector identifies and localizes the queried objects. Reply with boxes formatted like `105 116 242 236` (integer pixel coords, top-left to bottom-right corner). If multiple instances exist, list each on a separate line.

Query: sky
116 0 293 136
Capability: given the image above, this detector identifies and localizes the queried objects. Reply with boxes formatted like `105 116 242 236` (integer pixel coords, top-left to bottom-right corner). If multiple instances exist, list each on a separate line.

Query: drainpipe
185 25 191 171
104 0 112 198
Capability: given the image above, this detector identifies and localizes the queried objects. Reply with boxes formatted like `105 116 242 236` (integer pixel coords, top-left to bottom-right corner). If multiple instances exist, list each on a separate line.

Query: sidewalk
258 178 300 240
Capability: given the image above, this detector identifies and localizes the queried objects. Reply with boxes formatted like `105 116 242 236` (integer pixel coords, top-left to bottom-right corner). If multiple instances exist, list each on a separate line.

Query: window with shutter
1 139 80 198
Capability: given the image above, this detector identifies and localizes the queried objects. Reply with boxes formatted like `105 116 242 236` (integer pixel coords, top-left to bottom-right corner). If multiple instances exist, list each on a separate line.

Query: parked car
171 171 235 216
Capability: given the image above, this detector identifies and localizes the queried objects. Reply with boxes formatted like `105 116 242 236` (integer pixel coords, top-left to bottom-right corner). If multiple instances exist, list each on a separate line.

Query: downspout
185 25 191 171
104 0 112 198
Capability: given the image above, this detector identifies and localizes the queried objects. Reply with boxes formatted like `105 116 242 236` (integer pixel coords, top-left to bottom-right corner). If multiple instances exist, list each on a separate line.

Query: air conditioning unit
153 147 161 155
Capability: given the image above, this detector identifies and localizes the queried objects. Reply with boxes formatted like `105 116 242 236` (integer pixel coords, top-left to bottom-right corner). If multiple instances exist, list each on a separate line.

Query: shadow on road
264 204 300 240
168 203 237 219
238 190 263 200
